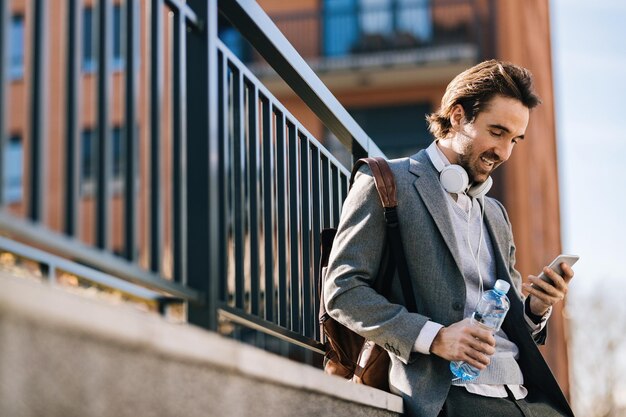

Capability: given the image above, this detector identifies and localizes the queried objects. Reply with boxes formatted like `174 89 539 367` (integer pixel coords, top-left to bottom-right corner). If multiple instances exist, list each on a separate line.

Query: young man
323 60 575 417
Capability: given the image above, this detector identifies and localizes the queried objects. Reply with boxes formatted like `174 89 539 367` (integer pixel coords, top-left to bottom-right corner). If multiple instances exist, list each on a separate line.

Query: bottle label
472 310 506 332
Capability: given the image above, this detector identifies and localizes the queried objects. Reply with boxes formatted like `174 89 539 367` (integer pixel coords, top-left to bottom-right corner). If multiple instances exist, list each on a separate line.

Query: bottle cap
494 279 510 294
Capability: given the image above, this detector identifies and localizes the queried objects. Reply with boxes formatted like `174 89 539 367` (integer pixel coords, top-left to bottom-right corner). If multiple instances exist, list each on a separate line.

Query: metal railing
0 0 387 364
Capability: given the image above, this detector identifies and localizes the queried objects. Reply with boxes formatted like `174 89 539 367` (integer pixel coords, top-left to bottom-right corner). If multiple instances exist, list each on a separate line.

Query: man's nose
495 141 514 162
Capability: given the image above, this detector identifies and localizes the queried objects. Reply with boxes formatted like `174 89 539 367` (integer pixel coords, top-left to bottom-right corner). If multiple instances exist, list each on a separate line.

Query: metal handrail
0 213 202 303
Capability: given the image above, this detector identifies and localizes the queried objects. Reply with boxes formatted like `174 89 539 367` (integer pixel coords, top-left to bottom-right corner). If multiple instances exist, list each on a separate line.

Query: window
112 5 124 70
3 135 23 203
323 0 359 57
9 16 25 80
359 0 392 35
83 5 128 72
349 103 432 159
323 0 432 56
83 8 96 71
81 129 95 182
81 127 125 191
396 0 432 41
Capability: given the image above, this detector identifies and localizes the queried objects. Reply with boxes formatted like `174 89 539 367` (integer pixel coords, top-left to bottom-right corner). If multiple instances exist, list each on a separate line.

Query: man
323 60 575 417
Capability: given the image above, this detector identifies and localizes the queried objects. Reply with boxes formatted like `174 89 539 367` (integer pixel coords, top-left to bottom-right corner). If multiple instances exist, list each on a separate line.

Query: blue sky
551 0 626 291
551 0 626 412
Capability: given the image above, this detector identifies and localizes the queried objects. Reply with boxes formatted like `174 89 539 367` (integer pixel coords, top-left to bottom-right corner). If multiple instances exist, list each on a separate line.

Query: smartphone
537 254 580 284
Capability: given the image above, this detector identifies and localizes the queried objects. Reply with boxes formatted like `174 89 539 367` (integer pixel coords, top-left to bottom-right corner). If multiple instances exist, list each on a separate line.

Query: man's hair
426 60 542 139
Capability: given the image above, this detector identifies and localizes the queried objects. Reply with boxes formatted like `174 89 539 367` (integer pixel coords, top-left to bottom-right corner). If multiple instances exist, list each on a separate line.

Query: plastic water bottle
449 279 511 381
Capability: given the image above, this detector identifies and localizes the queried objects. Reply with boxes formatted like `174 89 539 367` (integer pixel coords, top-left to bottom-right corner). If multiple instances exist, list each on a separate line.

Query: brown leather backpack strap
349 156 417 313
350 157 397 208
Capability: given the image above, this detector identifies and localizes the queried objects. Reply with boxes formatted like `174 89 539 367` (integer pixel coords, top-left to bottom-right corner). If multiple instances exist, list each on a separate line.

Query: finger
523 284 561 306
530 274 567 301
560 263 575 282
467 337 496 356
543 267 568 291
464 348 491 369
528 274 562 297
468 327 496 347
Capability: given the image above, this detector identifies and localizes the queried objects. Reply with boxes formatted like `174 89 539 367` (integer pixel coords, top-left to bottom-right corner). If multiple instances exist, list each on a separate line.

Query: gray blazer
323 150 573 417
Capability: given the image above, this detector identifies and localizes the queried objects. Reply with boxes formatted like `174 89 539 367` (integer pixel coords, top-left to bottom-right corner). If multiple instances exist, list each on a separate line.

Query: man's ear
450 104 466 131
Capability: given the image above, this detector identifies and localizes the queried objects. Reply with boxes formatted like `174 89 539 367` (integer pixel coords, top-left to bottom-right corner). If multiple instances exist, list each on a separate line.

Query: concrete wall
0 273 403 417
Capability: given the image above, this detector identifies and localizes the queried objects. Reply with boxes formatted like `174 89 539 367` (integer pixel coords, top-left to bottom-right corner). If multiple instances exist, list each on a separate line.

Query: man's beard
458 146 500 184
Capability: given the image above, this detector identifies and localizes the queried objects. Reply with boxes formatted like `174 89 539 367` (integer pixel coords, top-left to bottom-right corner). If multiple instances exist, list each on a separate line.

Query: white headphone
425 142 493 199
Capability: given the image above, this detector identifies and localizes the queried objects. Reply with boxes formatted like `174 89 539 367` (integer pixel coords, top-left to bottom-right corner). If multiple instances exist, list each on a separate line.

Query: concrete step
0 272 403 417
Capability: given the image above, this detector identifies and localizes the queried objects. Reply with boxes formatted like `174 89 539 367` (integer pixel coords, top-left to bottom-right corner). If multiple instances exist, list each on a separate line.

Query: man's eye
490 130 503 137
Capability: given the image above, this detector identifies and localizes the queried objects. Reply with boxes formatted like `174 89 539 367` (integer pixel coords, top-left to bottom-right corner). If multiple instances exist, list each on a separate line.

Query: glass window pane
323 0 358 56
397 0 432 41
83 8 96 72
9 16 25 80
82 129 94 183
3 136 23 203
360 0 392 35
113 5 124 70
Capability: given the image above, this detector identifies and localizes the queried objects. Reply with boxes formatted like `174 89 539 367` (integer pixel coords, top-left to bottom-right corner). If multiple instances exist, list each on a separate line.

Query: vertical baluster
232 65 245 310
321 155 331 229
95 0 112 248
299 133 311 337
186 0 219 330
275 110 288 327
172 10 186 283
149 0 163 271
331 164 340 226
217 48 228 303
124 0 138 261
0 0 9 207
310 145 321 340
246 79 260 316
65 0 81 237
29 0 47 223
287 122 300 333
340 172 348 215
261 96 275 322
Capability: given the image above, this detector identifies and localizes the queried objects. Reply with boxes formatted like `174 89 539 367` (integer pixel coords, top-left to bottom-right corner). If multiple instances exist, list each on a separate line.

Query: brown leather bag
319 157 416 392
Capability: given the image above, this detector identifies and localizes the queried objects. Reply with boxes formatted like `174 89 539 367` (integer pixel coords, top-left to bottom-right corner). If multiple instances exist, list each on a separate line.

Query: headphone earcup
467 176 493 199
439 165 469 195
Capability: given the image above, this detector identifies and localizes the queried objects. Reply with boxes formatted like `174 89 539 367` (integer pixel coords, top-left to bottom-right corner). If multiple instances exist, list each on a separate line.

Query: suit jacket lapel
483 200 524 309
409 152 464 278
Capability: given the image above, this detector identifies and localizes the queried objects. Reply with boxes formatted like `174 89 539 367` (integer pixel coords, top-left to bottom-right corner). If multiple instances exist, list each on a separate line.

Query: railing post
64 0 82 237
186 0 221 330
29 0 48 223
149 0 162 272
0 0 7 207
124 0 138 261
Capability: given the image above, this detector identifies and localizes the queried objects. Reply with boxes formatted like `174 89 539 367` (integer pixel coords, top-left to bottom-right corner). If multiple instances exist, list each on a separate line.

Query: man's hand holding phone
523 254 579 317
